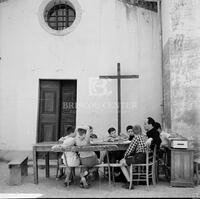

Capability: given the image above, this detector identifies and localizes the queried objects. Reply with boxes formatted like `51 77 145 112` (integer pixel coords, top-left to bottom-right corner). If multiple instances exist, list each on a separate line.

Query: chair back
133 144 157 167
129 144 157 190
147 145 157 166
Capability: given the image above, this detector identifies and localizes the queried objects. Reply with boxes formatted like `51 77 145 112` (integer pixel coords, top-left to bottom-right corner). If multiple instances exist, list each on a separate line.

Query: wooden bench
8 153 29 185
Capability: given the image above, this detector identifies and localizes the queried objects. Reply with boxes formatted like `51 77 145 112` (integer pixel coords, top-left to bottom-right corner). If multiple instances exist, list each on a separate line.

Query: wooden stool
8 154 29 185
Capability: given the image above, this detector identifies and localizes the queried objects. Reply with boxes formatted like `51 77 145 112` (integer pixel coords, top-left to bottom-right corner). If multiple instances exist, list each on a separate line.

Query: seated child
89 125 100 159
126 125 135 141
55 126 74 179
89 125 98 139
60 126 80 186
120 124 148 188
100 127 117 163
75 126 99 188
103 127 120 142
101 127 124 179
100 127 123 163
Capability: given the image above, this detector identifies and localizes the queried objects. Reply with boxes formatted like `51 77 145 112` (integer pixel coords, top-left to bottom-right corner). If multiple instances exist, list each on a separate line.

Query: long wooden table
33 141 130 184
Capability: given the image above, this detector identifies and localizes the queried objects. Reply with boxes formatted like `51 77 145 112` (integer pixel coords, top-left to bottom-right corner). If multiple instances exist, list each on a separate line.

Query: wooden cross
99 63 139 135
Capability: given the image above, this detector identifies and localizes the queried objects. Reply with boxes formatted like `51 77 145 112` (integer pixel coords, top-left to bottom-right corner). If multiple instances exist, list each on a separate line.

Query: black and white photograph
0 0 199 198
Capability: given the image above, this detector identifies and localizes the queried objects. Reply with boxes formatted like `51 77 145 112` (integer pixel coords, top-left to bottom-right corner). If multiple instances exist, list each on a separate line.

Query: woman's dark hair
108 127 116 134
147 117 156 127
154 122 161 130
126 125 133 131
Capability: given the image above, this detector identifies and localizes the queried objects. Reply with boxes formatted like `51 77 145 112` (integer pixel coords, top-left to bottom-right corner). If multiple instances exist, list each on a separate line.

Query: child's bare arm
85 126 90 144
58 137 65 142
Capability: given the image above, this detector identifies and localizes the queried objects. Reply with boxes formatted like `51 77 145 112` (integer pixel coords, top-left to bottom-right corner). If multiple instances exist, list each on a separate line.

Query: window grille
44 2 76 30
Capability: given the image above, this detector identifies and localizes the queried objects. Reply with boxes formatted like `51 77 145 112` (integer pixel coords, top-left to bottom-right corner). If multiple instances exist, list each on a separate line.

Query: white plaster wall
0 0 161 150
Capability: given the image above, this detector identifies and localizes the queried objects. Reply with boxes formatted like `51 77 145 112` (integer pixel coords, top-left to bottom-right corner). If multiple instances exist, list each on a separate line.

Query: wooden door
60 81 77 138
38 80 60 142
38 80 77 142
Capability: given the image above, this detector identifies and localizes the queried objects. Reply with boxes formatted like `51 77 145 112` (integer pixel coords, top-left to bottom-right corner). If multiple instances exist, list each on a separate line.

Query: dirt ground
0 150 199 198
0 160 199 198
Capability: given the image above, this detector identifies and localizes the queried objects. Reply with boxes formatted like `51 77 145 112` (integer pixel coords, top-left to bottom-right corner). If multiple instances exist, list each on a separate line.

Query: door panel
38 81 60 142
41 90 57 113
60 81 77 137
38 80 77 142
41 123 57 141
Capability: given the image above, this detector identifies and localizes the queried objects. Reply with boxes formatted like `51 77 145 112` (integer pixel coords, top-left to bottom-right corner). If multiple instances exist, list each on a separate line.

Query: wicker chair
129 145 157 190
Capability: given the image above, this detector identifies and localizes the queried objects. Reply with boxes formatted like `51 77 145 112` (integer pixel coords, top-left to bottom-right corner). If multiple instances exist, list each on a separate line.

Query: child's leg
58 158 65 178
99 151 107 163
67 167 75 183
119 159 130 182
88 167 99 180
79 167 89 188
80 155 99 187
71 167 75 181
80 167 89 178
64 167 72 186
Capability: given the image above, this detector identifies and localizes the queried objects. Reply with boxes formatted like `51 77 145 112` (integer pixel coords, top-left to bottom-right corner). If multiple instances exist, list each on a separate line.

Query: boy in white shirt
61 128 80 186
75 126 99 188
53 126 80 186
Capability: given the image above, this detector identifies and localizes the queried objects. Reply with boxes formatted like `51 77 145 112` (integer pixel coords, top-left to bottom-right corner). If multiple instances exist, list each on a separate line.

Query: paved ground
0 159 199 198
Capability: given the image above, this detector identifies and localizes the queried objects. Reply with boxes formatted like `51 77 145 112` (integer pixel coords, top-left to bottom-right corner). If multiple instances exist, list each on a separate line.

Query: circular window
38 0 82 36
45 3 76 30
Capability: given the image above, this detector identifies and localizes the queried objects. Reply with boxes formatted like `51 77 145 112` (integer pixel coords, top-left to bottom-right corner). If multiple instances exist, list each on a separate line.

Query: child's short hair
108 127 116 134
78 128 87 136
90 134 98 139
133 125 142 135
65 126 74 136
126 125 133 131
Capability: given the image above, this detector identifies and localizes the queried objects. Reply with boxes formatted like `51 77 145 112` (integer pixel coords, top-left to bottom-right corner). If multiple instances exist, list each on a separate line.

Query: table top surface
33 140 131 152
33 140 131 146
91 139 131 145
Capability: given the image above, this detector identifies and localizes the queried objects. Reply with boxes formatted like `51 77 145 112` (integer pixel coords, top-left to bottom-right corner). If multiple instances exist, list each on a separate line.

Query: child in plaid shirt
120 125 149 189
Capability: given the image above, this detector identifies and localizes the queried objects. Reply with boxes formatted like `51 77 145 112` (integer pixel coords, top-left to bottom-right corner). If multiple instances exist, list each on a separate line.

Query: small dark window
44 3 76 30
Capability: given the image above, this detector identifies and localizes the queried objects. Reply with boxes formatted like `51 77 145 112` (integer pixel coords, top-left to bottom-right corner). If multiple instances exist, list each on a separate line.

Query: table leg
106 151 111 186
196 162 199 185
33 146 38 184
45 152 50 178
